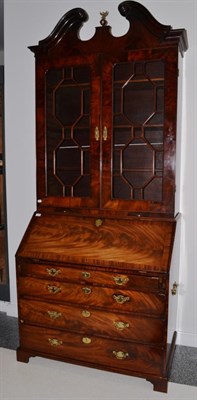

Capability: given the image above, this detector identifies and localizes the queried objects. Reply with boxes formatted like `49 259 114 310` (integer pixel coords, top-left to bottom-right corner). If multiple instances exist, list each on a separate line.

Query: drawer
19 299 166 344
16 261 165 291
17 277 166 316
19 324 164 376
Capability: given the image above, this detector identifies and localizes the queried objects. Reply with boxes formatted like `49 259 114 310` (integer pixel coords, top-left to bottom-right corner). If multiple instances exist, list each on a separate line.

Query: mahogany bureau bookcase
15 1 188 393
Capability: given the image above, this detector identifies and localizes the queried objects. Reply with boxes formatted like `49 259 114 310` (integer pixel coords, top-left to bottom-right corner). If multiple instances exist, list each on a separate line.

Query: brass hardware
82 310 91 318
48 338 63 347
46 268 61 277
20 319 24 324
82 287 92 295
113 294 130 304
113 350 129 360
100 11 109 26
82 337 92 344
95 126 100 141
113 276 129 286
47 311 62 320
95 218 103 227
82 271 91 279
17 265 21 272
113 321 130 331
103 126 108 141
171 281 178 296
47 285 61 294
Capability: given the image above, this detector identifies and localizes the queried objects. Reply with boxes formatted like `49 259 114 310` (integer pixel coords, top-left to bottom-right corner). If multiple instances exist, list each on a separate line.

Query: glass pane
112 60 164 203
45 66 91 198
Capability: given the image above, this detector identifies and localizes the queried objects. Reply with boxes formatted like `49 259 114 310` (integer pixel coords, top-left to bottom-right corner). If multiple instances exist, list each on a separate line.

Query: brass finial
100 11 109 26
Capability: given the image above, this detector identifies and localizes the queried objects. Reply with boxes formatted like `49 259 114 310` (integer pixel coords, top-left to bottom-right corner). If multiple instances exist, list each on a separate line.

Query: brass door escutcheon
113 321 130 331
113 350 129 360
103 126 108 141
113 294 130 304
48 338 63 347
95 126 100 141
113 276 129 286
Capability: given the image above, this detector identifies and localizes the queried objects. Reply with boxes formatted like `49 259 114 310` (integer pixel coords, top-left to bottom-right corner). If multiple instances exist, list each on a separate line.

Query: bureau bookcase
16 1 188 392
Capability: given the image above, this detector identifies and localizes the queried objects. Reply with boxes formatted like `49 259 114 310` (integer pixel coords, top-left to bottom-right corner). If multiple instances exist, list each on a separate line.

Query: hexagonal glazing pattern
112 60 164 202
46 66 91 197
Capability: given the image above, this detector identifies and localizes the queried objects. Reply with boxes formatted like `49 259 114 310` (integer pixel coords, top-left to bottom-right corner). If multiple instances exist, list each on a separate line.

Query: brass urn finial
100 11 109 26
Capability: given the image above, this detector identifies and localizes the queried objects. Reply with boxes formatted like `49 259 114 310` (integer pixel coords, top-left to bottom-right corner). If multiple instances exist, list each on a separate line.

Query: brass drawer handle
82 337 92 344
82 287 92 295
47 311 62 320
48 338 63 347
113 321 130 331
46 268 61 277
113 294 130 304
47 285 61 294
113 351 129 360
95 218 103 227
113 276 129 286
82 271 91 279
82 310 91 318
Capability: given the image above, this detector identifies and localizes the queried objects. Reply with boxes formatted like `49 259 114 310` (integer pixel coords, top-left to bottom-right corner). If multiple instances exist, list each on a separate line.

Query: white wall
2 0 197 347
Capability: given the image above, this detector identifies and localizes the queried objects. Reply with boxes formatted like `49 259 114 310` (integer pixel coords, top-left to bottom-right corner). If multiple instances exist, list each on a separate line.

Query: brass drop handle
113 294 130 304
48 338 63 347
171 281 178 295
103 126 108 141
113 351 129 360
46 268 61 277
95 126 100 141
113 321 130 331
47 285 61 294
113 276 129 286
47 311 62 320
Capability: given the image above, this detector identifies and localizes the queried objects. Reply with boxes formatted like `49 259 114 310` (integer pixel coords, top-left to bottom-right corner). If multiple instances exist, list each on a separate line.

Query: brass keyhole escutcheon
82 271 91 279
114 321 130 331
113 351 129 360
113 276 129 286
48 338 63 347
82 337 92 344
47 311 62 320
82 310 91 318
46 268 61 277
95 218 103 227
82 287 92 295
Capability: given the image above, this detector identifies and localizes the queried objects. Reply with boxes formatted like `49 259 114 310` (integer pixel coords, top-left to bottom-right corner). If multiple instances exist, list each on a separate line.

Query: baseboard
0 301 18 317
168 329 197 348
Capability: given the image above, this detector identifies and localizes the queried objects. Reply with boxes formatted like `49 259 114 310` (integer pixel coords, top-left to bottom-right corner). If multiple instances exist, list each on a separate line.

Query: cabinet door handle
103 126 107 141
113 294 130 304
95 126 100 141
47 285 61 294
112 350 129 360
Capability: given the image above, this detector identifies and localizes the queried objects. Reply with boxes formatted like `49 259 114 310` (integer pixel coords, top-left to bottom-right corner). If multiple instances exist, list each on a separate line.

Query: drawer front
20 324 164 376
19 299 166 344
16 261 165 291
17 277 166 315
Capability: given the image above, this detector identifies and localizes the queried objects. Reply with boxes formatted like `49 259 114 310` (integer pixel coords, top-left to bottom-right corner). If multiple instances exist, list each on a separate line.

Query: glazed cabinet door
102 48 178 215
36 55 101 209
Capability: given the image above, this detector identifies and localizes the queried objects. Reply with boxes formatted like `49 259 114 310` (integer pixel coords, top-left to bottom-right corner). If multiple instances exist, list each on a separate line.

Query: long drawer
16 261 166 291
18 299 166 344
19 324 165 376
17 276 166 315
